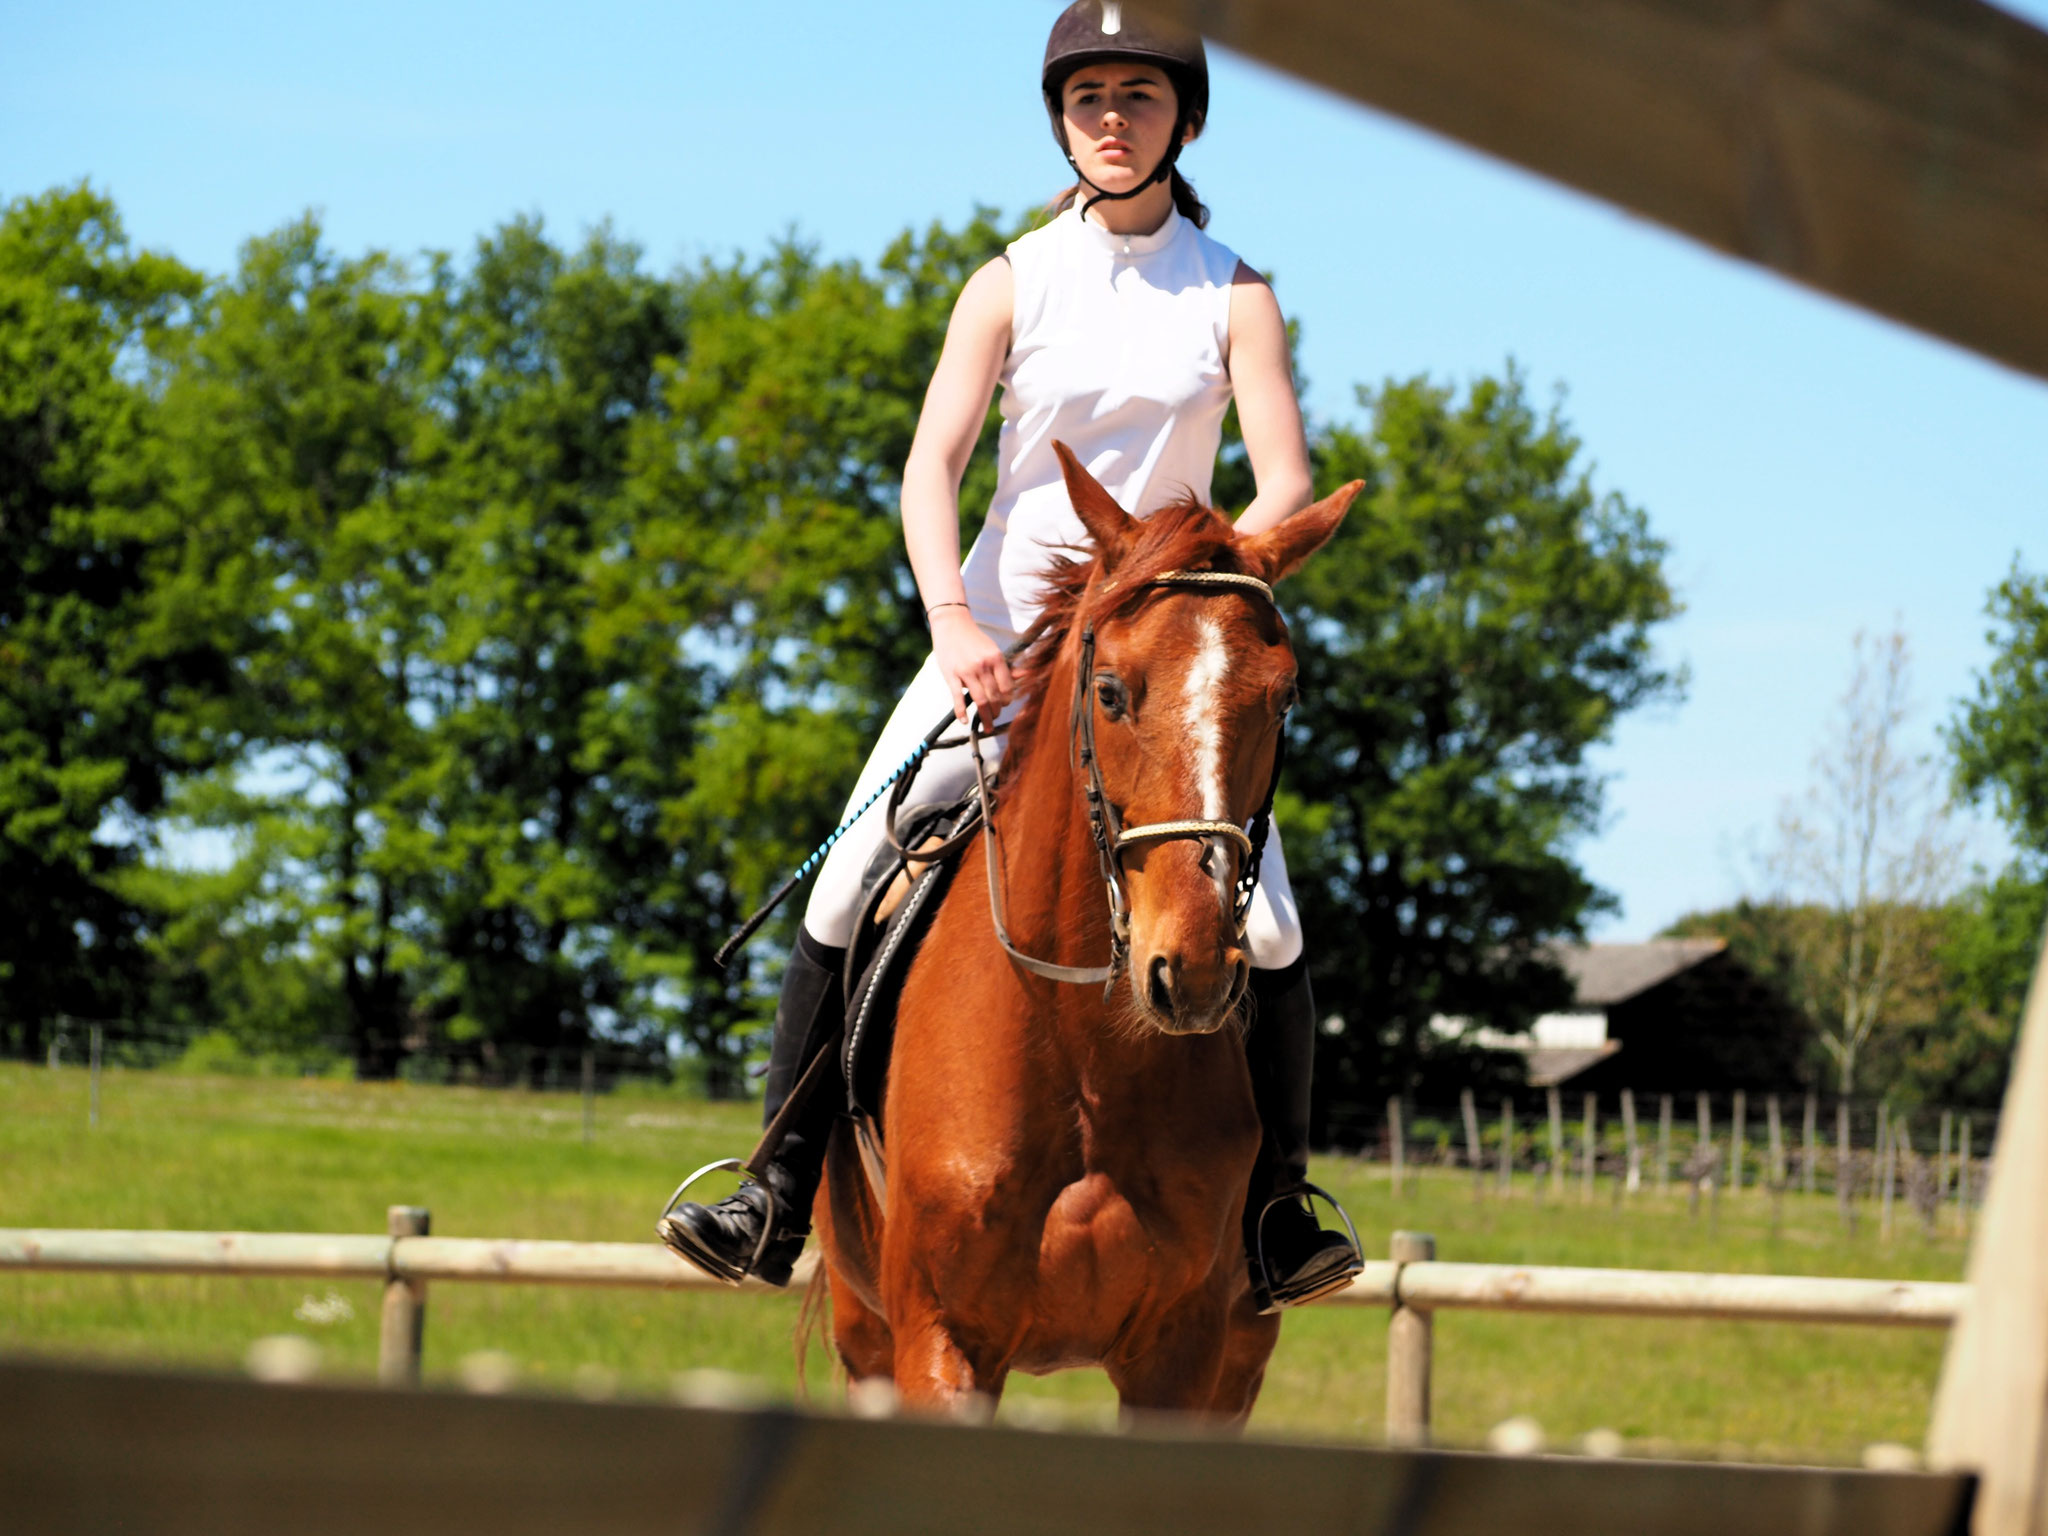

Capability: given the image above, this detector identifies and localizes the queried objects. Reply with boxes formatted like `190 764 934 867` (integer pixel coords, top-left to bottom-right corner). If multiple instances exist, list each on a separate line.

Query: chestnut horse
816 445 1359 1421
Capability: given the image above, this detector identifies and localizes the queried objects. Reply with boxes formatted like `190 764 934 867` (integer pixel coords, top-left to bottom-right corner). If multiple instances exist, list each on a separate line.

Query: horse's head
1052 443 1360 1036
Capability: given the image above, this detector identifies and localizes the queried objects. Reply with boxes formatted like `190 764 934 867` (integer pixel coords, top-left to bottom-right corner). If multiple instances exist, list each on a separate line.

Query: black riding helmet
1041 1 1209 215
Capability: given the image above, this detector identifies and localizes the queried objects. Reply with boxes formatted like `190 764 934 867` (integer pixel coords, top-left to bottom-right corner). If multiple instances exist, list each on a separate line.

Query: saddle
831 788 982 1199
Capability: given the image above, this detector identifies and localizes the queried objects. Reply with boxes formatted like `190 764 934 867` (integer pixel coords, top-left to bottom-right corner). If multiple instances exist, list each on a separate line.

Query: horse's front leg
882 1195 1028 1419
1206 1280 1282 1424
890 1310 1010 1420
1104 1283 1250 1426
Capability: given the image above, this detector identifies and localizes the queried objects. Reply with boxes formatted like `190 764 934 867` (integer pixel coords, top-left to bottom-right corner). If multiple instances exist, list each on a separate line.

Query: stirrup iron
657 1158 781 1287
1253 1179 1364 1313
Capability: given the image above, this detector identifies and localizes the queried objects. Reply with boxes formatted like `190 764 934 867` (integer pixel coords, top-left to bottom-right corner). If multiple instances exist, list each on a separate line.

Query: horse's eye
1094 676 1127 720
1275 679 1300 714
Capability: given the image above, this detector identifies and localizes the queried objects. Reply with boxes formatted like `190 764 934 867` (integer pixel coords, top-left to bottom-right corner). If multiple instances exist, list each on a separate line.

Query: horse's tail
792 1253 835 1404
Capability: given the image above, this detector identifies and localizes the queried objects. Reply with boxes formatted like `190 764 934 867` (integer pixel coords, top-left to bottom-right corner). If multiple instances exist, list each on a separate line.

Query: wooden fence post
1659 1093 1673 1195
379 1206 430 1388
1696 1092 1712 1202
1497 1099 1513 1197
1766 1095 1784 1190
1386 1230 1435 1447
1731 1090 1746 1195
1387 1097 1405 1198
1460 1089 1483 1200
1937 1109 1952 1214
1546 1087 1564 1200
1877 1102 1891 1212
1838 1101 1854 1232
1957 1116 1973 1233
1621 1089 1640 1194
1880 1119 1898 1241
1804 1092 1819 1195
1580 1093 1597 1204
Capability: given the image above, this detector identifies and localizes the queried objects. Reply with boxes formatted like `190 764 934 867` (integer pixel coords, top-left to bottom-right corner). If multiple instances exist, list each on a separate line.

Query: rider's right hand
931 607 1014 724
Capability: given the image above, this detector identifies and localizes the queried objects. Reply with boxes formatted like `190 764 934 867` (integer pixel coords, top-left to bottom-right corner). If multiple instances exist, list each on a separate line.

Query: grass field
0 1061 1965 1461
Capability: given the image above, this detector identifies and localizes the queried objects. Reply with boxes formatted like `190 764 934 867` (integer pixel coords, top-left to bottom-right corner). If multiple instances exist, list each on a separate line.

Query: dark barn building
1506 940 1814 1094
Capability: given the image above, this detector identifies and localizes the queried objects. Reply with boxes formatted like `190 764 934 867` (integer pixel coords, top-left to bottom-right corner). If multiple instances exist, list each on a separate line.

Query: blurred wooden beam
1138 0 2048 381
1930 922 2048 1536
0 1358 1977 1536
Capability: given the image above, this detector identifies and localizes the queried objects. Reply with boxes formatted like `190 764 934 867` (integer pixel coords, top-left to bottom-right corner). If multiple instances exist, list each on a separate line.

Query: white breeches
801 647 1304 969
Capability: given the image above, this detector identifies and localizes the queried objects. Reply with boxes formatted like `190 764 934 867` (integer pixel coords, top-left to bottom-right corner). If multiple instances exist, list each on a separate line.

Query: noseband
974 569 1288 993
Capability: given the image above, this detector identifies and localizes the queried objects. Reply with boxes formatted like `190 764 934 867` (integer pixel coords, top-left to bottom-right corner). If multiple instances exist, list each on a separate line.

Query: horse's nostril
1148 955 1175 1016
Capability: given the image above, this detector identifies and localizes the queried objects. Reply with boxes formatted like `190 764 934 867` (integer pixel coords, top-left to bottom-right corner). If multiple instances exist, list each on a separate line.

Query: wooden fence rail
0 1355 1977 1536
0 1213 1968 1441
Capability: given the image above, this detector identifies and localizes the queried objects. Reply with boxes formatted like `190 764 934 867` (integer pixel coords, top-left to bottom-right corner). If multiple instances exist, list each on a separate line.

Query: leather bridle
954 568 1289 994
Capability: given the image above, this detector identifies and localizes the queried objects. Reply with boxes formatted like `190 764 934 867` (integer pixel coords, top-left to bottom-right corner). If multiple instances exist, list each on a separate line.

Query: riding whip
713 626 1044 969
713 709 960 969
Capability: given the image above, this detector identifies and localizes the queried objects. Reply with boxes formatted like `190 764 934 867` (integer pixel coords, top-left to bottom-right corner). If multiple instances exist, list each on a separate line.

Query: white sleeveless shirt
958 204 1243 635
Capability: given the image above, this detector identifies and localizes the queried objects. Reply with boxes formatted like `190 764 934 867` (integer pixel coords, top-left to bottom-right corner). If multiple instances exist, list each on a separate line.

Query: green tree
0 185 205 1059
1944 562 2048 1090
147 216 441 1076
1666 884 2025 1110
1280 371 1683 1124
1951 565 2048 861
404 218 687 1072
147 208 1014 1090
610 212 1013 1089
150 214 695 1078
1913 871 2042 1106
1662 901 1810 1013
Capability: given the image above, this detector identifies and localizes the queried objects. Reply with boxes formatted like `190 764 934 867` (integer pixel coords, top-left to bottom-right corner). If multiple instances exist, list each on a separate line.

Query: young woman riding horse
661 1 1363 1338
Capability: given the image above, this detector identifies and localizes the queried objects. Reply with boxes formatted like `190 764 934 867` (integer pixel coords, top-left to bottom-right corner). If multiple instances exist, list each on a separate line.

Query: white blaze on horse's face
1095 596 1294 1037
1182 618 1231 825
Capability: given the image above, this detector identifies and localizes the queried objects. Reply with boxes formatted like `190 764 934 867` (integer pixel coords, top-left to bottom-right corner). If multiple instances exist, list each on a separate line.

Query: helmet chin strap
1065 112 1189 219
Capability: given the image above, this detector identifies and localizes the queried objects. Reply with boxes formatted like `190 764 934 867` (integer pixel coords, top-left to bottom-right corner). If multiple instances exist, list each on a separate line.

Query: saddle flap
840 791 977 1126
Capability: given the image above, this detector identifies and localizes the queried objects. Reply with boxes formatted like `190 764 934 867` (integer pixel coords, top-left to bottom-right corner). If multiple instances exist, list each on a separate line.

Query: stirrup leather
656 1158 783 1287
1252 1179 1364 1313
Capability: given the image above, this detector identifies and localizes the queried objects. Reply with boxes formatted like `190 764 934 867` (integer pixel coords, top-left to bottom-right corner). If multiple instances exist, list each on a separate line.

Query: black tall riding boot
1243 955 1363 1313
657 927 845 1286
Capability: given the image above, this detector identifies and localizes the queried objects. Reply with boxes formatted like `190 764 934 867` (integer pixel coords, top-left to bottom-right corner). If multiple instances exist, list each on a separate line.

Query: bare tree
1766 630 1963 1095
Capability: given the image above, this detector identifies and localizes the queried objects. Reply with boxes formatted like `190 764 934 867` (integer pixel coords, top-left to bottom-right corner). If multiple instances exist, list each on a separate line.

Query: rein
972 568 1287 994
712 569 1291 999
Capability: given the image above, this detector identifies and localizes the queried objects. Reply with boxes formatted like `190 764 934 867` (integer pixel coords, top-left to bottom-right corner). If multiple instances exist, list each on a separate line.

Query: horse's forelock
1007 495 1242 735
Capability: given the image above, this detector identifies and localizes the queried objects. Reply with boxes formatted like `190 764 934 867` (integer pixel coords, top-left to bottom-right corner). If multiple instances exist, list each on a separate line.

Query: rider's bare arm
1225 264 1315 539
903 255 1015 722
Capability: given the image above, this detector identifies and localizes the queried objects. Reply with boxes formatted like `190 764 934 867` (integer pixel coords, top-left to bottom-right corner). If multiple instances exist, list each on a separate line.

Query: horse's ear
1241 481 1363 583
1053 440 1139 568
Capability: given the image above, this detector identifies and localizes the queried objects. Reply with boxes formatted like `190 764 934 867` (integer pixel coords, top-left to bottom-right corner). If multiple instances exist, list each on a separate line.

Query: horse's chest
1009 1167 1236 1356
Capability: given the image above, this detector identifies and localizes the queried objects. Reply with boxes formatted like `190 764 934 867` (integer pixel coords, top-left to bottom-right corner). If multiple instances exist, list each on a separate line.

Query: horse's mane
1005 494 1247 757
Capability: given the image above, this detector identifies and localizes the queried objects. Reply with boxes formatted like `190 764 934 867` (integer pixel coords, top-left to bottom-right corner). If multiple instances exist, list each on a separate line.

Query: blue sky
8 0 2045 937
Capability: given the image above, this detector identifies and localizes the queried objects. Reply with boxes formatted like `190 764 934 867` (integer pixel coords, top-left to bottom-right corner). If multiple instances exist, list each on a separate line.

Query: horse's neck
996 647 1111 979
995 651 1156 1093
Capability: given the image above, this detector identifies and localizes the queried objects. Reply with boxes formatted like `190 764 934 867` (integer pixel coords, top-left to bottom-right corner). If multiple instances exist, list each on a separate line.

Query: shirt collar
1068 202 1184 257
